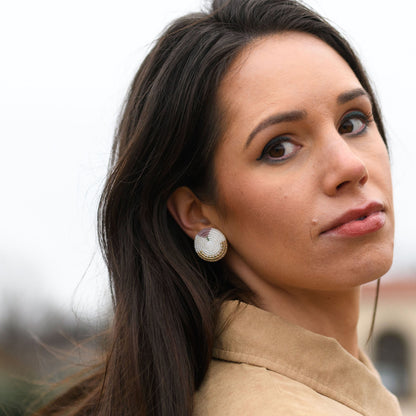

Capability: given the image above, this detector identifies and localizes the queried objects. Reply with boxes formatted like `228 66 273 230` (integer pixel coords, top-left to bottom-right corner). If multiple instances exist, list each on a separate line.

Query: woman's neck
255 284 361 358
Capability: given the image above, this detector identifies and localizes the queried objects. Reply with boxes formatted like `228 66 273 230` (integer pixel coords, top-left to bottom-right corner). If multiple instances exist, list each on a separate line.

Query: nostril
336 181 348 191
359 174 368 186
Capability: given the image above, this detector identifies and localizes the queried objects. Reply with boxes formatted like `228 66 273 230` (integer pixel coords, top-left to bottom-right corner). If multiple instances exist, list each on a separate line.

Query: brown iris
268 143 285 158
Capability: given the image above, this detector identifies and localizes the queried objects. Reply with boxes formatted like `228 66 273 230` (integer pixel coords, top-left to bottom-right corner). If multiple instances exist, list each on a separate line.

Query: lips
320 201 386 237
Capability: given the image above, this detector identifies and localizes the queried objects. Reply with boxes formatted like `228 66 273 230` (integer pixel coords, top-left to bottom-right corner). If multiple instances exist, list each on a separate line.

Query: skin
169 32 394 357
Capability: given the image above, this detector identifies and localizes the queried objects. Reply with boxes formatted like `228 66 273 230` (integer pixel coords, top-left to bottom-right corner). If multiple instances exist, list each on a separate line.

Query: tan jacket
194 301 402 416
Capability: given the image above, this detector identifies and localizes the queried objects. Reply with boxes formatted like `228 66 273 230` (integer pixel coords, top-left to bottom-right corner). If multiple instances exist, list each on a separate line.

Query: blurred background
1 0 415 414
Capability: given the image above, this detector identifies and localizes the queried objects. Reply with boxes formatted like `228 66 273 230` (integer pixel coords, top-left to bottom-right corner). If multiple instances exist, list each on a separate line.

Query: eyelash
338 110 374 136
256 137 299 163
257 110 374 163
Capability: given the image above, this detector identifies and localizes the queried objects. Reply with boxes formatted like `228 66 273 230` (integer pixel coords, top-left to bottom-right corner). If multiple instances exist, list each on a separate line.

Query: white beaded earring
194 227 228 262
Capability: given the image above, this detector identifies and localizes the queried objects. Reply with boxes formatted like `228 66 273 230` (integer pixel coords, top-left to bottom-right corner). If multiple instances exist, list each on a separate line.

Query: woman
37 0 401 415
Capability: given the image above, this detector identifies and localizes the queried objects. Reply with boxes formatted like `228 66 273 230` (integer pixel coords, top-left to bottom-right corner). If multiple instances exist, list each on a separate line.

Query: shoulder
193 359 361 416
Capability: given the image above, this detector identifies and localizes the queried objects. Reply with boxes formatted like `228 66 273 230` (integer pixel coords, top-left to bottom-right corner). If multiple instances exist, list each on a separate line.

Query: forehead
218 32 362 125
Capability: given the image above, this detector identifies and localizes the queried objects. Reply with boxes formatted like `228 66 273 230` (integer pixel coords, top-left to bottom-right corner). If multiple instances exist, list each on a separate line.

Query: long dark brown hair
36 0 387 415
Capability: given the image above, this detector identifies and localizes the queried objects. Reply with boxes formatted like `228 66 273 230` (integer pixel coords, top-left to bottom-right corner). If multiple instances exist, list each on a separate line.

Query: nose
320 135 368 196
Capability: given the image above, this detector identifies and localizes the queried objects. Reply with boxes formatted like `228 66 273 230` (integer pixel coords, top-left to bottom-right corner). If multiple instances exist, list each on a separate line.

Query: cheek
217 172 319 289
369 143 393 199
217 170 313 249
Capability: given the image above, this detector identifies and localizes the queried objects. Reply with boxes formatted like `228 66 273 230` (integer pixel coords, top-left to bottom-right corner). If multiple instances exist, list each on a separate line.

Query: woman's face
206 32 394 293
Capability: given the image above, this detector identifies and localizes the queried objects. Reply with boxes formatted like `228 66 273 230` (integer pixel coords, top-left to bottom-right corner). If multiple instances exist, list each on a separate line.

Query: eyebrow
245 110 306 148
245 88 371 148
337 88 371 104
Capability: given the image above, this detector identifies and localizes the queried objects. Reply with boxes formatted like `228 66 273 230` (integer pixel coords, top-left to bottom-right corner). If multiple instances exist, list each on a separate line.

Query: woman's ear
167 187 211 239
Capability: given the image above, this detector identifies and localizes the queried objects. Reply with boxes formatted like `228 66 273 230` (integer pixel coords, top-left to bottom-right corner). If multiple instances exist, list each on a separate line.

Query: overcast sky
1 0 415 323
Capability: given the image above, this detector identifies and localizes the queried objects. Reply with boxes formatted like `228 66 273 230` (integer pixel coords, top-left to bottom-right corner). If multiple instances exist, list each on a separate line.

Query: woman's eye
257 138 300 162
338 112 372 136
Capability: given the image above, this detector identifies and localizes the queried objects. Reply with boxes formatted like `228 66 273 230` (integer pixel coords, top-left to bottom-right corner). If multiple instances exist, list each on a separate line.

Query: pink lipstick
321 202 386 237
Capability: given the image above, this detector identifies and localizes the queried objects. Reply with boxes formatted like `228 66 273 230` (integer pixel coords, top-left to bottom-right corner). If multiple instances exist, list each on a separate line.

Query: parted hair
35 0 386 415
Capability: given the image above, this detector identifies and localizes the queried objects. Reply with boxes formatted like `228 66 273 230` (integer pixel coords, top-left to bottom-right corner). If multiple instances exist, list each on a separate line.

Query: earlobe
167 186 210 239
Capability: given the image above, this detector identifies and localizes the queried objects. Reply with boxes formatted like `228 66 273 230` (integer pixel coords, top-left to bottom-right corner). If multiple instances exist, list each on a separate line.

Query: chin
344 244 394 288
304 245 394 292
322 226 395 288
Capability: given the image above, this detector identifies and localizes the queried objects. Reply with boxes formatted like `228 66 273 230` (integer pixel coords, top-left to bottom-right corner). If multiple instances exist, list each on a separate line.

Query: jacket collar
213 301 401 416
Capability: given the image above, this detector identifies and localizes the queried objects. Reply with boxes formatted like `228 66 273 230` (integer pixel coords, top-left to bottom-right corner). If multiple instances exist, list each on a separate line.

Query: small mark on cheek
309 219 318 240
